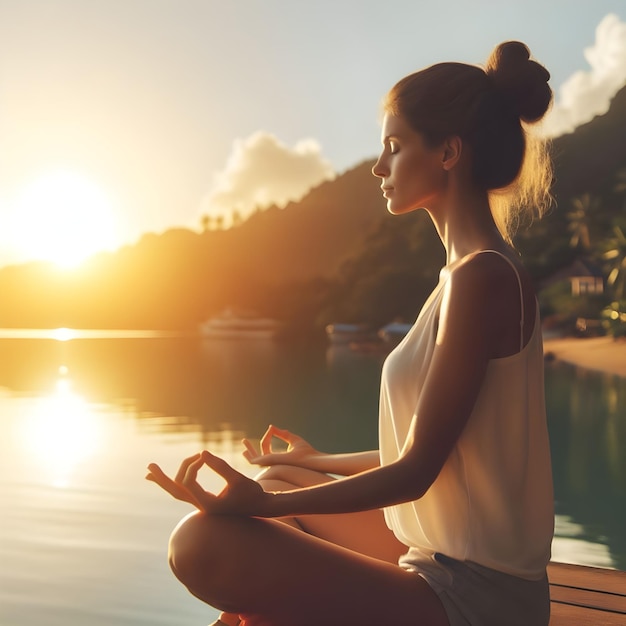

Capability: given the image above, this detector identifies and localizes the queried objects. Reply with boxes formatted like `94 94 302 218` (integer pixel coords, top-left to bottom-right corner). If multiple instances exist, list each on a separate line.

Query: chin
387 203 422 216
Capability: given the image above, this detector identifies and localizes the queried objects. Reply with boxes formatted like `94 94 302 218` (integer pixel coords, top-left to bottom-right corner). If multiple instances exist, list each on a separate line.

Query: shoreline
543 335 626 378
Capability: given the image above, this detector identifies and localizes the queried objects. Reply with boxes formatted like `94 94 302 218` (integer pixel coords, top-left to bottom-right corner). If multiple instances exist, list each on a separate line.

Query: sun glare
52 327 77 342
11 170 118 268
18 371 103 488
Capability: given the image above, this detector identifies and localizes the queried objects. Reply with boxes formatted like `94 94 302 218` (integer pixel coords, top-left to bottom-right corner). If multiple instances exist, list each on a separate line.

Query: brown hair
383 41 553 241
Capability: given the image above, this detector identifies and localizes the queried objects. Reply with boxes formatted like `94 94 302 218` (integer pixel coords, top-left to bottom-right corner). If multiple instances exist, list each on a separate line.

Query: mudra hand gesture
146 450 270 516
243 424 320 467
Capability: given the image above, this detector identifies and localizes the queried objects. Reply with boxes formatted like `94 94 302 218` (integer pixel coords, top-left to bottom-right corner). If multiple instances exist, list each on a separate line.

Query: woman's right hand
146 451 273 517
242 425 321 468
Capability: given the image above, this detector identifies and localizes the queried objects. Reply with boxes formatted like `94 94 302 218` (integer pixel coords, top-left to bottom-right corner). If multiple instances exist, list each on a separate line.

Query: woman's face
372 113 445 215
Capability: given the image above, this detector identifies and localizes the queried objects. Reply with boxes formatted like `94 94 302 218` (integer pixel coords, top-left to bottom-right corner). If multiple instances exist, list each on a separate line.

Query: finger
242 448 257 464
146 473 187 500
272 425 300 444
242 438 259 458
243 439 268 464
182 453 206 486
259 425 277 455
179 454 220 510
174 453 202 483
146 466 195 503
259 424 296 453
201 450 247 483
147 462 173 483
242 450 267 466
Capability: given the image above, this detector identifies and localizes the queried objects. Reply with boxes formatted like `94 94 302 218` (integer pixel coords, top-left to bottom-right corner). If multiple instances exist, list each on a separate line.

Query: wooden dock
548 561 626 625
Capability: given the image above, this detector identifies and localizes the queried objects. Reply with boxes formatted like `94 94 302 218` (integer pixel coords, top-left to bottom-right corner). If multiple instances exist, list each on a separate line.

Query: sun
11 170 118 268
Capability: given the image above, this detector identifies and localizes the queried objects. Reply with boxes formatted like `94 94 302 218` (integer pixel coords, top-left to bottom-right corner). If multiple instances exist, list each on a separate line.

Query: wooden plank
550 584 626 613
548 562 626 625
548 562 626 595
550 602 626 626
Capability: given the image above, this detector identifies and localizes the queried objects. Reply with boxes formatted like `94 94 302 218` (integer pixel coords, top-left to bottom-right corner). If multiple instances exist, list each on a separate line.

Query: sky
0 0 625 268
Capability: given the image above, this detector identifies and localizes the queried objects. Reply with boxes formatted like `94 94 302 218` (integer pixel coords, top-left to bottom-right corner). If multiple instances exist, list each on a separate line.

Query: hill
0 83 625 331
551 83 626 203
515 83 626 281
218 159 390 283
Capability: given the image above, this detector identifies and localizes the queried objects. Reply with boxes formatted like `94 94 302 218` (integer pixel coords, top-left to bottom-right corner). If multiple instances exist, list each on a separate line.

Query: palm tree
200 214 211 233
614 167 626 195
603 225 626 300
614 167 626 218
231 210 242 227
566 193 599 253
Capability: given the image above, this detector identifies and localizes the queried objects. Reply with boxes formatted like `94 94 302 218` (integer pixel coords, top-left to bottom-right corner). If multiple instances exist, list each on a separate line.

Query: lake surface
0 331 624 626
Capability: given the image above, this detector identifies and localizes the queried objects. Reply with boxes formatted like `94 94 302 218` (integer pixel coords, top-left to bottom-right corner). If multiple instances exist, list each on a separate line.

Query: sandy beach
543 336 626 378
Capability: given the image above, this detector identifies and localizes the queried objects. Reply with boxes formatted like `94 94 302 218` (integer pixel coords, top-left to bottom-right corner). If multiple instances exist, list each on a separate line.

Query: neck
427 182 507 265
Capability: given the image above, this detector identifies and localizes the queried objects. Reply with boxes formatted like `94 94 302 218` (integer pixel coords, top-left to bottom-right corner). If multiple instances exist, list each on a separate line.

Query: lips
381 186 393 197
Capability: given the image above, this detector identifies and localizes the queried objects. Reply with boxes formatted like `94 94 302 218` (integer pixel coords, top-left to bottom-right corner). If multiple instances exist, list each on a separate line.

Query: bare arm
256 258 499 516
148 257 510 518
242 425 380 476
295 450 380 475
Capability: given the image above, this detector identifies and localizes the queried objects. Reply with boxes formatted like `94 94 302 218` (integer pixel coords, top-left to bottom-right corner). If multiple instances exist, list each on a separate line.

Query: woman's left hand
146 450 272 516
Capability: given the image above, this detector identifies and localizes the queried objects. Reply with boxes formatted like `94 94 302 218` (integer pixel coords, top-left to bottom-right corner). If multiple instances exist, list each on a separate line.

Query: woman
147 41 555 626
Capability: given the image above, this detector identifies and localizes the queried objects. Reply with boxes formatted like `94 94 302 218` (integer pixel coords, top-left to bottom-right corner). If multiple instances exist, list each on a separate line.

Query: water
545 361 626 570
0 332 624 626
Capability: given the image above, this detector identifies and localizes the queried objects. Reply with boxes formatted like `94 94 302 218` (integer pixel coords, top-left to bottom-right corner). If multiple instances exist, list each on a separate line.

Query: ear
441 136 462 171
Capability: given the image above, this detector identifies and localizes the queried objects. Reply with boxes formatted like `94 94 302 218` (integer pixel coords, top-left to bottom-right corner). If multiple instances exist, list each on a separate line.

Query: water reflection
552 515 613 568
0 398 225 626
545 361 626 570
16 368 104 488
0 332 624 572
0 334 382 454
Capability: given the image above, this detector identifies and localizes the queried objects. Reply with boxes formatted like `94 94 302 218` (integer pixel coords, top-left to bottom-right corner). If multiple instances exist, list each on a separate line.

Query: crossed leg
167 465 449 626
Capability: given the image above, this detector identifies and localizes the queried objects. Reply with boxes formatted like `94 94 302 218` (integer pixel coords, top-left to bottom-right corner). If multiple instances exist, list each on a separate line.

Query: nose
372 154 388 178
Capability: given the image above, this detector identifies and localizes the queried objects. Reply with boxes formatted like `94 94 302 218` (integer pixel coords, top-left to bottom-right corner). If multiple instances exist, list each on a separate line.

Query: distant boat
378 322 413 345
199 310 282 339
325 323 375 345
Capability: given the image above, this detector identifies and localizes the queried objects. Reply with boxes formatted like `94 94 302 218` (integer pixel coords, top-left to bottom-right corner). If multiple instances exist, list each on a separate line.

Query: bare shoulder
443 251 536 356
447 251 520 298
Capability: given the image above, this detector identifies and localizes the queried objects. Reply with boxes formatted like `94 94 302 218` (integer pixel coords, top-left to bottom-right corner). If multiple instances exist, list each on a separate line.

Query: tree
614 167 626 220
200 214 211 233
603 225 626 300
566 193 600 253
614 167 626 196
231 210 243 227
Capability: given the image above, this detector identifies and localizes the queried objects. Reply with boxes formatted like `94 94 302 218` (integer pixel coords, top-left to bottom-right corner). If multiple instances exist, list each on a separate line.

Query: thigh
256 465 406 563
169 511 449 626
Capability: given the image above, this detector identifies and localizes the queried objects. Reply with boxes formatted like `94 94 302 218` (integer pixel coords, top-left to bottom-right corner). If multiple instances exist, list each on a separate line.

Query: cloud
201 131 335 223
542 14 626 137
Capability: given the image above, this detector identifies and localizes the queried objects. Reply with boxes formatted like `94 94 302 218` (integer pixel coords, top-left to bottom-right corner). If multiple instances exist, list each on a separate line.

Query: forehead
380 112 417 140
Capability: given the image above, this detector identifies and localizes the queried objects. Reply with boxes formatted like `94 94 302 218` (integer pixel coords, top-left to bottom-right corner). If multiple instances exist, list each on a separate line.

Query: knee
168 511 202 584
168 511 223 593
167 511 256 613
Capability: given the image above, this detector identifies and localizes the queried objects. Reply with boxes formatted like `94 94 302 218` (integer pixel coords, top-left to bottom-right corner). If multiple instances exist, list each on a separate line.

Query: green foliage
602 225 626 300
515 83 626 286
566 193 599 252
320 212 443 328
539 279 608 334
602 300 626 338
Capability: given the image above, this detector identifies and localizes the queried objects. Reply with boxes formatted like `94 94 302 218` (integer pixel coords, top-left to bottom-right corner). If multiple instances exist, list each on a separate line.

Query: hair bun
486 41 552 123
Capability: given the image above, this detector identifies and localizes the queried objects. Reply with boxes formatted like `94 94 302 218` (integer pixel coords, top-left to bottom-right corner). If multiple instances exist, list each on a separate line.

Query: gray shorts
399 550 550 626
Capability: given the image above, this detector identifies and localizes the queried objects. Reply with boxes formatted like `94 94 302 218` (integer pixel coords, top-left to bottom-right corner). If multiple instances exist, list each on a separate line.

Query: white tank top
379 250 554 580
